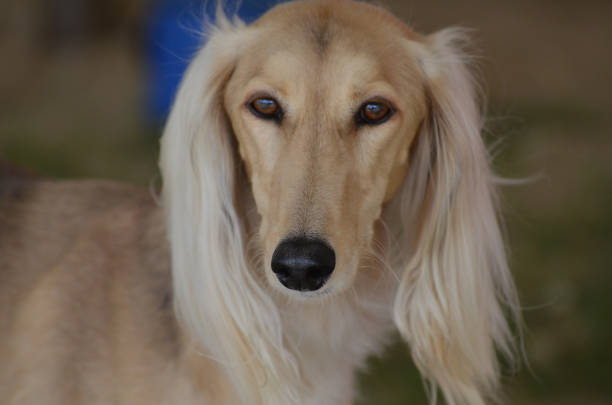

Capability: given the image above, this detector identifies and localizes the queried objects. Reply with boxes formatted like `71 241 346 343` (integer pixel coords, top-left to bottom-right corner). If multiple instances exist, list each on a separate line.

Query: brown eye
248 97 283 121
357 99 394 125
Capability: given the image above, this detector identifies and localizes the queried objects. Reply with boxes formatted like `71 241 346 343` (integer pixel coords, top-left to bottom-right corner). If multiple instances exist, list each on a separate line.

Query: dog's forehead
244 45 385 97
253 1 415 58
237 1 424 101
255 0 419 43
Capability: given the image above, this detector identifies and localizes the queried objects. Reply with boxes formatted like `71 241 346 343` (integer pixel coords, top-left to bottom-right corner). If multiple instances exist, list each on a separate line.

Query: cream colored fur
1 1 519 404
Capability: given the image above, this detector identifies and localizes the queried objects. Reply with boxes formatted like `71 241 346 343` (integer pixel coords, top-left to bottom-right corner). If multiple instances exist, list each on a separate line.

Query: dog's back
0 174 186 404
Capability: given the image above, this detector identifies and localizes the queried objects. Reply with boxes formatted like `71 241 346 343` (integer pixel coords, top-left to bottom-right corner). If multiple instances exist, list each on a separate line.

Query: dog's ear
160 18 300 404
392 29 520 405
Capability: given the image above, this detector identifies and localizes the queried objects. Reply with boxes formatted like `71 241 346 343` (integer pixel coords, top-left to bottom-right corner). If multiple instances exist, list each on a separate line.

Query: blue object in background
145 0 285 123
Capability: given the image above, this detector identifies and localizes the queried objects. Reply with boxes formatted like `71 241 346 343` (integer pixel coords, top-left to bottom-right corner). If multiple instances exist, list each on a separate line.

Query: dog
0 1 520 404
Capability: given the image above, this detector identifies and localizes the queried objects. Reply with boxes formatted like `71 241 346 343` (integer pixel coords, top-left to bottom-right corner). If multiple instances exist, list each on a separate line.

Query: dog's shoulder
0 176 179 398
0 176 171 326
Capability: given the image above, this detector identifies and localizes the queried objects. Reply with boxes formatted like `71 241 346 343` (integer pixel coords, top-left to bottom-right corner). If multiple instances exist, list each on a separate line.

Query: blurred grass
1 0 612 403
0 126 160 183
496 104 612 405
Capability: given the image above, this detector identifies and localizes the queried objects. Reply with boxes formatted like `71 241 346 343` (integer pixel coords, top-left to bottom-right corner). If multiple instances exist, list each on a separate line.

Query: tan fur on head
1 1 519 404
161 1 519 404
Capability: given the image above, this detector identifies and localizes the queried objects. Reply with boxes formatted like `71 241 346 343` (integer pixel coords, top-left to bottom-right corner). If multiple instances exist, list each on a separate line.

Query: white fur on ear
393 29 520 405
159 18 301 405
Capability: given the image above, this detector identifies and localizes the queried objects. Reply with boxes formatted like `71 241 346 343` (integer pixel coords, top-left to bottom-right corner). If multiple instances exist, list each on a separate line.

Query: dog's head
161 1 519 403
223 2 427 296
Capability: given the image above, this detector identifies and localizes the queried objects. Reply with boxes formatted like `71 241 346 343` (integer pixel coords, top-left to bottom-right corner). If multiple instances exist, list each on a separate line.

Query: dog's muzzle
271 237 335 292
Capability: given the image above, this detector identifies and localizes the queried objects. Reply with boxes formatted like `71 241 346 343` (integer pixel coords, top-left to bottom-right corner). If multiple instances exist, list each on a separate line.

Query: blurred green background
1 0 611 403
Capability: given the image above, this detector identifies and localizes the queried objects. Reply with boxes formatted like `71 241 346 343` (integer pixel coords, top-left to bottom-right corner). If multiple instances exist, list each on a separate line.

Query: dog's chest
280 288 396 404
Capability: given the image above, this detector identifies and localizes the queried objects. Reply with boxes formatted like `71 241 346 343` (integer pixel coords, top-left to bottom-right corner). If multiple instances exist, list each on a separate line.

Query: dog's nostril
271 237 335 292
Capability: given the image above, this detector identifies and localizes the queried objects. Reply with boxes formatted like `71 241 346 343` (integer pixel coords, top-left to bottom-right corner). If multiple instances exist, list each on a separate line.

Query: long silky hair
160 8 519 405
160 16 302 405
389 28 520 404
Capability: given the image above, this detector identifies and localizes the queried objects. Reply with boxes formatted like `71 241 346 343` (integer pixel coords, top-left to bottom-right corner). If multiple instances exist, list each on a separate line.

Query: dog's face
224 2 428 296
161 2 518 401
163 2 518 400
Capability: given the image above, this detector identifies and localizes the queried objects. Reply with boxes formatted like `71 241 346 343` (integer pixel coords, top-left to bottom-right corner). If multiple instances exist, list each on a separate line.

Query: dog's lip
291 286 332 298
271 270 333 297
275 272 331 292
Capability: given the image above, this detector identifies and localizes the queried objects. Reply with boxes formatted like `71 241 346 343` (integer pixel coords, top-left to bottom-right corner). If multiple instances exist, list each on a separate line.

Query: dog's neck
174 273 396 405
172 222 396 405
280 275 396 403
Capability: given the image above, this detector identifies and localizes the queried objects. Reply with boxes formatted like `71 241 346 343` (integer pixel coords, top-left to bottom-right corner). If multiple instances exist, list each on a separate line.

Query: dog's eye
248 97 283 121
357 99 394 125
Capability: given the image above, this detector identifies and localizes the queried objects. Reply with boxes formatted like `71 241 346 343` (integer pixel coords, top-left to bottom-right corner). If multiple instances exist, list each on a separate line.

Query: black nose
271 237 335 292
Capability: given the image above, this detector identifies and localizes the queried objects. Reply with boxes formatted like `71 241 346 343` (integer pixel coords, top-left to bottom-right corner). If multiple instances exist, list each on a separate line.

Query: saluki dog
0 1 520 404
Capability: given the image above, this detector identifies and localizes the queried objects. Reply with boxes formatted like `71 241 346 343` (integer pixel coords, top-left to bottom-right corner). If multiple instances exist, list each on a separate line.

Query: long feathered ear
392 29 520 405
159 17 300 405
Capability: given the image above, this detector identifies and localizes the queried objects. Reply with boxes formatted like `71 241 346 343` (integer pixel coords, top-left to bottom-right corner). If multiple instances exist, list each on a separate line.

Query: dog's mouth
274 270 331 292
270 236 336 293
